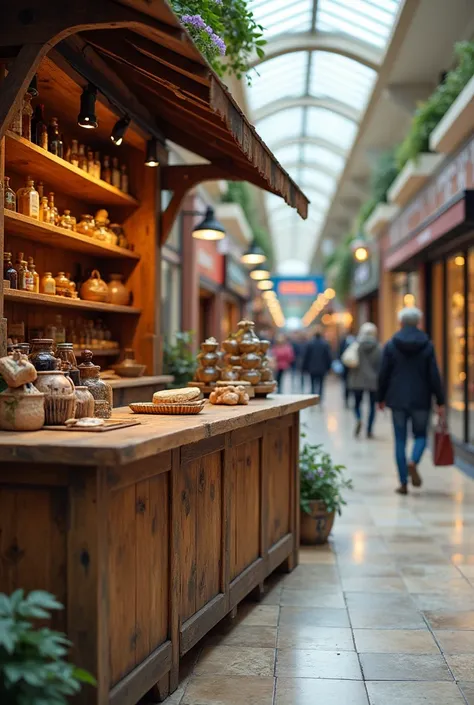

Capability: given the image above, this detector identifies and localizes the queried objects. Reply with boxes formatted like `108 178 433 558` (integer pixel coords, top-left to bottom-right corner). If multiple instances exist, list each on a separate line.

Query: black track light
192 206 226 241
78 83 98 129
111 115 130 146
144 138 159 167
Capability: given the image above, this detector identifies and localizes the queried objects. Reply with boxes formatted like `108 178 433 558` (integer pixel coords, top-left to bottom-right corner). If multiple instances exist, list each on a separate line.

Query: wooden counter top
0 394 317 466
106 374 174 389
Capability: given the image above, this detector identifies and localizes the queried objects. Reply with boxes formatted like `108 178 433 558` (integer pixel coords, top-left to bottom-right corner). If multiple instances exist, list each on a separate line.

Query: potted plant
0 589 96 705
163 331 197 388
299 437 353 544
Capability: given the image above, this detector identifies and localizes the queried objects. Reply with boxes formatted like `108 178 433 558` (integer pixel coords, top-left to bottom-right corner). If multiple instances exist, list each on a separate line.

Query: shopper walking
339 330 356 407
272 334 294 391
302 326 332 400
348 322 382 439
378 307 445 495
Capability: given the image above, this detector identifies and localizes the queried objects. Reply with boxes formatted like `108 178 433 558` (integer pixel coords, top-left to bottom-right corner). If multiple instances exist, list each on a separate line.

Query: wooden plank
230 422 265 446
169 448 180 692
107 484 137 686
4 288 141 314
230 439 261 580
267 534 293 575
6 131 139 207
287 414 300 572
4 210 140 260
178 457 197 622
0 463 69 486
181 436 225 464
180 593 227 655
265 423 291 549
109 641 172 705
229 558 264 610
221 436 231 608
196 451 222 612
106 452 172 491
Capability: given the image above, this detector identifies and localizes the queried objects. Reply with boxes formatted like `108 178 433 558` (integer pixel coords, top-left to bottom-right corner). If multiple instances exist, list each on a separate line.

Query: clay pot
226 354 241 367
259 340 271 354
240 368 261 385
260 367 273 382
300 501 336 545
34 370 76 425
201 338 219 353
80 270 109 303
74 386 95 419
221 366 240 382
196 366 220 383
240 352 261 370
239 339 259 354
0 351 37 387
29 339 59 372
236 319 260 344
107 274 130 306
222 338 239 355
112 349 146 378
200 351 219 366
0 384 45 431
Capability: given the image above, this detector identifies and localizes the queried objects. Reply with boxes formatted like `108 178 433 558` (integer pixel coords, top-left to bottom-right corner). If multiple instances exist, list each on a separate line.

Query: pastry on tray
152 387 201 404
209 385 249 406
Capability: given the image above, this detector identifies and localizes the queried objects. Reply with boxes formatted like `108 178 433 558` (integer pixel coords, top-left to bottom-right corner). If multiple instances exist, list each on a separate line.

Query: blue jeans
311 375 325 399
353 390 376 434
392 409 430 485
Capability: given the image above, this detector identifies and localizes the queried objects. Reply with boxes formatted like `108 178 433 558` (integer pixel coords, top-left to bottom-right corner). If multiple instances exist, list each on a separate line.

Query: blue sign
272 276 325 298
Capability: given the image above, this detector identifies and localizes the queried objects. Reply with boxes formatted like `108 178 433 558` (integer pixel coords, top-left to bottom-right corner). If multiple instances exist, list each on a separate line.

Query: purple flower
214 0 223 4
181 13 206 29
210 32 226 55
317 469 325 477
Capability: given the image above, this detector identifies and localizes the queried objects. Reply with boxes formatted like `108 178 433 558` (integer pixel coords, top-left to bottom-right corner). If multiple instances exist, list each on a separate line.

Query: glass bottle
45 321 57 342
32 104 48 149
14 252 24 277
59 210 74 230
21 94 33 141
9 98 22 136
78 144 87 171
39 196 50 223
87 150 94 174
4 177 16 211
94 151 101 180
16 178 39 219
69 139 79 167
41 271 56 295
120 164 129 193
102 155 111 184
4 252 18 289
48 192 58 225
111 157 120 189
56 342 80 386
20 259 34 292
37 181 44 199
64 141 71 164
55 315 66 344
78 349 113 418
48 117 63 157
28 257 40 293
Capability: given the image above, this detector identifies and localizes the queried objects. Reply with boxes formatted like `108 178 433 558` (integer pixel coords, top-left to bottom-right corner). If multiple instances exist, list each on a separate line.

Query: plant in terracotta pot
299 435 353 545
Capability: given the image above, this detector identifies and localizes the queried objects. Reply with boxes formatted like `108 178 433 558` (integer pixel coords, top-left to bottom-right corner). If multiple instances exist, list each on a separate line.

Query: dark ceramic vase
29 339 58 372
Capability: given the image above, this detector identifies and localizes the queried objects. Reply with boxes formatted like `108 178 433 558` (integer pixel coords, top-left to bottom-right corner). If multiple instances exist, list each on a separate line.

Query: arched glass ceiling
246 0 401 271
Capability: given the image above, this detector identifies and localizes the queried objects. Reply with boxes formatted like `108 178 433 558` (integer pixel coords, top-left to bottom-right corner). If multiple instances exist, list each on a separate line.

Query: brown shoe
396 484 408 495
408 461 422 487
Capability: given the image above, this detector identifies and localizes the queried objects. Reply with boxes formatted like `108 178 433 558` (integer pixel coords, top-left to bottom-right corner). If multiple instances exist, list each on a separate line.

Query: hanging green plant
357 149 399 228
171 0 265 80
323 234 355 302
222 182 274 264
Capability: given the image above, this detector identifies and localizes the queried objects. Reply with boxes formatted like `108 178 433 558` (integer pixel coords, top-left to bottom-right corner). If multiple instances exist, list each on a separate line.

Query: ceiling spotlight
78 83 98 129
111 115 131 146
257 279 274 291
144 138 160 167
241 242 267 266
351 238 370 263
324 288 336 299
262 290 277 299
250 266 270 281
192 206 226 241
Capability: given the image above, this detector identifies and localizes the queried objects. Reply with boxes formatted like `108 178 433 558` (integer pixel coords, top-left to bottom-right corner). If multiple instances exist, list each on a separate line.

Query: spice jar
41 272 56 295
16 178 39 219
78 349 113 418
29 339 59 372
59 210 75 230
76 214 95 237
56 342 80 386
54 272 70 297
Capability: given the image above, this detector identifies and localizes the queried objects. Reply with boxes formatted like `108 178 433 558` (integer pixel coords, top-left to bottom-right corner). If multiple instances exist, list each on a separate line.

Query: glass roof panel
310 53 376 110
256 107 304 144
316 0 400 48
249 0 312 37
273 144 302 163
301 144 345 172
247 53 307 112
299 168 337 194
305 108 357 149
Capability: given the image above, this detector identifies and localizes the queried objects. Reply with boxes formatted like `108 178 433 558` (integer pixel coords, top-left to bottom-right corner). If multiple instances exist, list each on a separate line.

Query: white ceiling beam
269 136 346 158
384 81 436 114
254 95 360 123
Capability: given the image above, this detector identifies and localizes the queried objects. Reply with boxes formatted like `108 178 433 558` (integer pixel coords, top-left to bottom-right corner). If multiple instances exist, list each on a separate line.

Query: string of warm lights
262 290 285 328
301 288 335 327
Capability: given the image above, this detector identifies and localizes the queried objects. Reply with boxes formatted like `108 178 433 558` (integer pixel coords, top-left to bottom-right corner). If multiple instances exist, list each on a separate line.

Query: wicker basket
129 401 205 415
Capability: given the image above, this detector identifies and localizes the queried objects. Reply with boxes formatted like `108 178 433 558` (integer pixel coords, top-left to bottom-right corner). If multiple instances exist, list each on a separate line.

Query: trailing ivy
171 0 265 80
323 234 355 303
357 149 399 228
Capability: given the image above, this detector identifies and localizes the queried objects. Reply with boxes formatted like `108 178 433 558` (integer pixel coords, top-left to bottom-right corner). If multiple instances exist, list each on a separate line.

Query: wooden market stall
0 2 311 704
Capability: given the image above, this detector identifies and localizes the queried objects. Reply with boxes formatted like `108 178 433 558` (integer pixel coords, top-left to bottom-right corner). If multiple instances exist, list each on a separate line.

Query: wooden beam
0 43 46 141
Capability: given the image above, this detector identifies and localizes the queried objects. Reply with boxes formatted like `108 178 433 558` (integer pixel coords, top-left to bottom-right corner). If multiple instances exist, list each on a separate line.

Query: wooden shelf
73 348 120 357
5 211 140 260
5 132 139 208
5 289 141 314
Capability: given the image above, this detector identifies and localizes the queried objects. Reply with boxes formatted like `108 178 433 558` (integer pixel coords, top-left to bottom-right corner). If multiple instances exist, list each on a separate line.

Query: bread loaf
153 387 201 404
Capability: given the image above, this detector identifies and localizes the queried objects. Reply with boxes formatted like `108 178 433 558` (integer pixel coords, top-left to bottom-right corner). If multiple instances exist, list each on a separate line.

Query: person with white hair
378 307 445 495
347 322 382 438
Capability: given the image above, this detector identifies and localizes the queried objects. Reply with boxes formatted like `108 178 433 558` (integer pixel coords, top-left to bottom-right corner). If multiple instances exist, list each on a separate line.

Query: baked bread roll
153 387 201 404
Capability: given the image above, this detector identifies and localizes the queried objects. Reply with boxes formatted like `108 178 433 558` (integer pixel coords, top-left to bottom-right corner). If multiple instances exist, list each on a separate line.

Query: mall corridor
165 382 474 705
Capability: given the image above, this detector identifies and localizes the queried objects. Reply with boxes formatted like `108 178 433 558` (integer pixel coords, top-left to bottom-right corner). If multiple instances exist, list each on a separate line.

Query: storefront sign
352 244 380 299
273 276 325 297
225 256 250 299
197 239 224 286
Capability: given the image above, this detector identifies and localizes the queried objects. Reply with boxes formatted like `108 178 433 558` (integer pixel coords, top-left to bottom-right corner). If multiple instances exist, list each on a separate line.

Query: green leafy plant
171 0 265 80
323 233 355 302
357 149 399 228
163 331 197 387
0 589 96 705
222 181 274 264
299 436 353 515
396 41 474 169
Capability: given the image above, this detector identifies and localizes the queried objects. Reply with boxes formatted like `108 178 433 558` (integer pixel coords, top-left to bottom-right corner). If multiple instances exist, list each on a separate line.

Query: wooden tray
44 419 141 432
130 402 205 415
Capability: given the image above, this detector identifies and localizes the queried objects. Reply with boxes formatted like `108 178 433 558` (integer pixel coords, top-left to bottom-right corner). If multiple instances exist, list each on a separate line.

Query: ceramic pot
200 351 219 366
300 501 336 545
236 319 260 344
221 366 240 382
196 366 220 383
240 352 261 370
0 383 45 431
78 350 113 418
0 351 37 387
201 338 219 353
225 354 241 367
74 386 95 419
54 272 71 297
259 340 271 354
260 367 273 382
222 338 239 355
76 214 95 237
107 274 129 306
29 339 59 372
80 270 109 303
240 368 261 385
239 339 259 354
112 349 146 378
35 370 76 425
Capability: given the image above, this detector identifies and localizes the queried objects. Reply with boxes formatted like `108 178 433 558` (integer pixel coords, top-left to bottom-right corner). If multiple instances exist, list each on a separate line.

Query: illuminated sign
273 276 325 298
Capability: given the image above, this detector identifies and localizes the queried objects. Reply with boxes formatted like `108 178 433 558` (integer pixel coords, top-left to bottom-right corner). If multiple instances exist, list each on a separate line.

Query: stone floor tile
341 577 407 593
236 604 279 627
366 681 465 705
299 546 336 564
181 675 275 705
348 608 427 630
403 577 474 594
360 653 452 681
276 649 362 680
435 630 474 653
338 564 400 578
279 606 350 628
194 646 275 677
424 610 474 630
275 677 369 705
206 625 277 648
353 629 438 654
412 593 474 611
345 592 415 611
459 682 474 704
280 588 345 609
445 654 474 680
277 626 354 651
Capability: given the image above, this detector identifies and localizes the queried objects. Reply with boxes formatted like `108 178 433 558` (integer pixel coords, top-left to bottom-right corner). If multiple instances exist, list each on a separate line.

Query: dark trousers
276 369 285 389
310 374 325 399
392 409 430 485
353 390 376 434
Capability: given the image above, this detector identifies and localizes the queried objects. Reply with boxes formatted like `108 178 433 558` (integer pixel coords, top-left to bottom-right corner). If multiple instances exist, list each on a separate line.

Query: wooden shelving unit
73 348 120 357
5 289 141 314
5 131 139 208
5 211 140 260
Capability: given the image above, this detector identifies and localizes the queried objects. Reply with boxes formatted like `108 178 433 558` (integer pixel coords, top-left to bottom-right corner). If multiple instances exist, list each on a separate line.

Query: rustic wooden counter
107 375 174 408
0 394 317 705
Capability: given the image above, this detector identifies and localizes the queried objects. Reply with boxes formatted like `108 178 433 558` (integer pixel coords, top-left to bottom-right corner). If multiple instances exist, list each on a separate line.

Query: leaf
26 591 63 611
73 667 98 685
256 47 265 59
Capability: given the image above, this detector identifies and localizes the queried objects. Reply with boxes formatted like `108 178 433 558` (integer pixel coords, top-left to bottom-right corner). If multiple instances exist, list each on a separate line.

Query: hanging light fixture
144 138 160 167
111 115 131 146
249 266 270 281
241 242 267 266
351 238 370 263
192 206 226 241
257 279 274 291
78 83 98 129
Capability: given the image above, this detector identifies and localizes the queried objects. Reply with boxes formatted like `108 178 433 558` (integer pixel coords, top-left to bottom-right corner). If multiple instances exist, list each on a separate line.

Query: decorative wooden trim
229 558 265 610
222 436 231 610
266 534 293 575
0 464 69 486
108 641 172 705
180 435 225 465
106 453 172 492
180 593 227 655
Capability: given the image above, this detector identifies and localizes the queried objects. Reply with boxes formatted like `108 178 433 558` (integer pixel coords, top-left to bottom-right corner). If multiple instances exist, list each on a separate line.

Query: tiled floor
164 381 474 704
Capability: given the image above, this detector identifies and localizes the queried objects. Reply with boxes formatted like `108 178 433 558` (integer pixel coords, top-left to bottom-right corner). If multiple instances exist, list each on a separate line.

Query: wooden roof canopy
0 0 309 242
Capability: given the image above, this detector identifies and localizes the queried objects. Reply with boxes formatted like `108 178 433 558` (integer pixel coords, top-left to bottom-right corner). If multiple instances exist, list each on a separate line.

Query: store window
469 251 474 445
447 254 466 441
161 259 181 339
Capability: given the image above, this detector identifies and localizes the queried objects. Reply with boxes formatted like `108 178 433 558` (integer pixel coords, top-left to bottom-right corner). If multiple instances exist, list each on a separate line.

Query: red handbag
434 417 454 466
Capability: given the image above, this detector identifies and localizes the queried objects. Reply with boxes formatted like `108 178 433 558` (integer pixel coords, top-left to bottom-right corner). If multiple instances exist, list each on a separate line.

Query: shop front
223 254 251 337
351 244 380 331
196 237 225 342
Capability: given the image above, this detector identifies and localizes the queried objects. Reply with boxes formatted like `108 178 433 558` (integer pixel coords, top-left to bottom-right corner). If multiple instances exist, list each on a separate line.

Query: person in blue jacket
378 307 445 495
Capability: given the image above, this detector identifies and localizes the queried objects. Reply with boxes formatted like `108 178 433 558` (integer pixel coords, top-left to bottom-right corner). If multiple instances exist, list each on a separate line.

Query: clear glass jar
59 210 74 230
4 177 16 211
41 272 56 295
76 214 95 237
16 178 39 219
